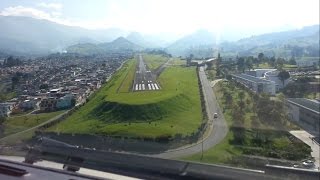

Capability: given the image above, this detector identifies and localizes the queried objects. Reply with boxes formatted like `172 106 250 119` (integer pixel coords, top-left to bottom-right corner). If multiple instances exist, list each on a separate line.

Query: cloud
37 2 62 10
0 6 70 25
0 6 52 20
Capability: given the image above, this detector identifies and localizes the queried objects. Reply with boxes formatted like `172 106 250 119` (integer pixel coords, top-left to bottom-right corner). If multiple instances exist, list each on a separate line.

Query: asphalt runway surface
133 54 160 91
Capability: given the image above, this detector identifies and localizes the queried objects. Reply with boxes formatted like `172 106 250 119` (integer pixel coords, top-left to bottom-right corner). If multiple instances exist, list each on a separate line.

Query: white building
232 74 276 95
20 99 37 110
245 69 290 91
296 59 319 68
264 70 290 91
0 103 14 117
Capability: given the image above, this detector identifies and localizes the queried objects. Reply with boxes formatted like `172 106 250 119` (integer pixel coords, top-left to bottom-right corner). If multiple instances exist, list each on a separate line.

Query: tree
245 57 254 70
276 58 285 70
289 57 296 65
186 54 193 66
39 84 49 90
258 53 264 63
11 75 20 90
237 57 245 73
278 70 290 86
238 91 245 102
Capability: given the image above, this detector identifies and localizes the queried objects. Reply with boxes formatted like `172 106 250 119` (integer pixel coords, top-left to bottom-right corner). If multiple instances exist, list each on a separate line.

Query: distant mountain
167 25 319 58
220 25 320 57
67 37 142 55
0 16 127 55
125 32 155 48
166 29 217 57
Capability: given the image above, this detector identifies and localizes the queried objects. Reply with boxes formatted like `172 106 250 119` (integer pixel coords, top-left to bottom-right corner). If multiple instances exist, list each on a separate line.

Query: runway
133 54 160 91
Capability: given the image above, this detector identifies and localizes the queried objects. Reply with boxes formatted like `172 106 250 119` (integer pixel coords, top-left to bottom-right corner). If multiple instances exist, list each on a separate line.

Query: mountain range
0 15 318 58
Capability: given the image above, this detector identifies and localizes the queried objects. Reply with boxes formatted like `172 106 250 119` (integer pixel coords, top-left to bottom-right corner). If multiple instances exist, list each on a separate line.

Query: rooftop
232 73 274 83
287 98 320 114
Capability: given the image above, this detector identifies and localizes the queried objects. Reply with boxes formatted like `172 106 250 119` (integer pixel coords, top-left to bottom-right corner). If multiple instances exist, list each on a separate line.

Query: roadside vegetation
47 55 203 139
184 80 311 167
1 110 66 137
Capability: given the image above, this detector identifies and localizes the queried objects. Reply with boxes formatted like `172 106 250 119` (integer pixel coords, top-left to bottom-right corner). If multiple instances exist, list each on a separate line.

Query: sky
0 0 319 36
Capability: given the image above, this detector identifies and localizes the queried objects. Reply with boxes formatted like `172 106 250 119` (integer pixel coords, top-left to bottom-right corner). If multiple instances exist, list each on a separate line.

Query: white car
214 113 218 118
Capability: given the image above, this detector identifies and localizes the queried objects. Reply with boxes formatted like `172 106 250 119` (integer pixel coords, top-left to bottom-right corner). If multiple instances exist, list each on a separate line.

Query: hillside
48 55 202 138
166 29 217 57
0 16 127 55
67 37 142 55
166 25 319 58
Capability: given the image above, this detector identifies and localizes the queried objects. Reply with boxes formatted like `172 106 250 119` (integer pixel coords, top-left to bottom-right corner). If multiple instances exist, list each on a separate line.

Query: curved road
151 66 228 159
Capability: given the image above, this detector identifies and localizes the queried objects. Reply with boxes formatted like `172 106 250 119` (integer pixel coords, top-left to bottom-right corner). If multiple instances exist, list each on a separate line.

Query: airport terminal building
232 73 276 95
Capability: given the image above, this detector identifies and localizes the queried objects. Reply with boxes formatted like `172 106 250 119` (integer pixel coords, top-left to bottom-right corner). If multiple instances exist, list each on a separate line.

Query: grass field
117 59 136 93
3 110 65 137
183 81 310 166
48 55 202 138
143 54 168 70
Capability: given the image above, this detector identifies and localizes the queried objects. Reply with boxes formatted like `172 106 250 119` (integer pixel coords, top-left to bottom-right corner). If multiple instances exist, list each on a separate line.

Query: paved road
290 130 320 170
151 66 228 159
133 54 160 91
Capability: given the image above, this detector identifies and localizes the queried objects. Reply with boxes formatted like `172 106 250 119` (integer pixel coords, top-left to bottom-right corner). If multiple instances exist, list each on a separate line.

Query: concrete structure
56 94 73 109
40 97 57 112
20 99 36 110
297 59 319 68
245 69 277 78
0 103 14 117
245 69 290 91
286 98 320 136
232 74 276 95
264 70 290 90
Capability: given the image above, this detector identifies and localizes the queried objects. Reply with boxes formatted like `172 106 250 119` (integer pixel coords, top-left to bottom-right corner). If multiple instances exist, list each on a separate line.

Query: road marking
142 84 145 90
151 84 155 90
154 84 159 90
135 84 138 91
148 84 151 90
139 84 142 90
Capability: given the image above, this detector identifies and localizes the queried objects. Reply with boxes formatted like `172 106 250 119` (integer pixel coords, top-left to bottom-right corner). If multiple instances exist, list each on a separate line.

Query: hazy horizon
0 0 319 38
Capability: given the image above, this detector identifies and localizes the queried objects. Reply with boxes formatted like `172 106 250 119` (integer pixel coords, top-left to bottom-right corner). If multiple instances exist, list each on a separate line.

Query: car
302 160 315 168
214 113 218 118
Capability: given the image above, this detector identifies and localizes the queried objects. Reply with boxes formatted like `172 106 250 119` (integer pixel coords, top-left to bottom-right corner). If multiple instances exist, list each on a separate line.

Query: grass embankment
183 81 311 166
2 110 65 137
48 55 202 139
117 59 137 93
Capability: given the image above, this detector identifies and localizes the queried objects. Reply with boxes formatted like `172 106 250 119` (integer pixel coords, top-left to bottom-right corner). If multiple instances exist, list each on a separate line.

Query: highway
133 54 160 91
152 66 228 159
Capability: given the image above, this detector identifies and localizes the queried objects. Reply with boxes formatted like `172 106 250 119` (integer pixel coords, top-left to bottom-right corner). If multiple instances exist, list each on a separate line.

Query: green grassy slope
48 56 202 138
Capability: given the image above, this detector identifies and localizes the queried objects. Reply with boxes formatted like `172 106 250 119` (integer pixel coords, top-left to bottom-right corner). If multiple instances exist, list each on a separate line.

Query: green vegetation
2 110 65 137
0 91 16 101
117 59 136 93
184 81 311 166
143 54 168 70
48 55 202 139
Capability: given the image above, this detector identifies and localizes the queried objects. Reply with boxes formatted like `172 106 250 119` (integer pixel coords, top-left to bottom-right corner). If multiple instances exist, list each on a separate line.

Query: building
286 98 320 136
264 70 290 90
296 59 319 68
232 74 276 95
56 94 73 109
245 69 290 91
20 99 37 110
40 97 57 112
0 103 14 117
245 69 277 78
